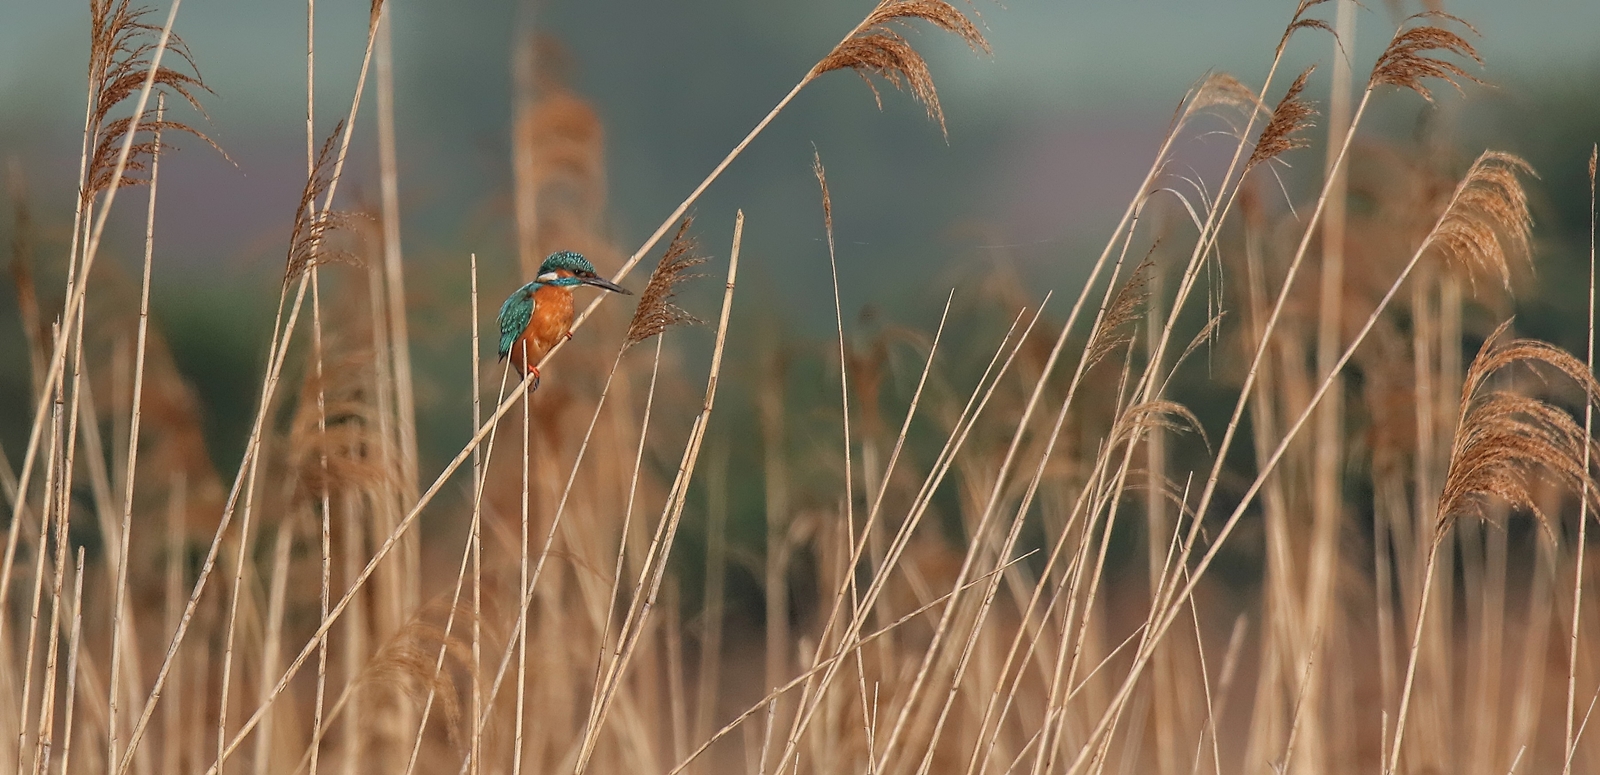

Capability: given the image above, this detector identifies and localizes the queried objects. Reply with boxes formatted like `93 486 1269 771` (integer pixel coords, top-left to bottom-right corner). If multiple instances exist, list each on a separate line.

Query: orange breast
510 284 574 376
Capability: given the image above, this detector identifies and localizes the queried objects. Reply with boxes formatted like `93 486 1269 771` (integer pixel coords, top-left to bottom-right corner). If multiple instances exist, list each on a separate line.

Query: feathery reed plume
1084 255 1154 371
1187 72 1261 120
1368 12 1484 102
1110 399 1207 451
812 0 990 134
1389 321 1600 773
1433 322 1600 534
284 122 362 285
1426 152 1533 290
626 218 707 347
84 0 215 202
1246 65 1318 172
1276 0 1337 58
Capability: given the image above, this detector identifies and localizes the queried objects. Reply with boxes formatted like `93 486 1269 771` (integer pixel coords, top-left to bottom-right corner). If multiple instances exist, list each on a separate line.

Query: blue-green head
535 251 630 294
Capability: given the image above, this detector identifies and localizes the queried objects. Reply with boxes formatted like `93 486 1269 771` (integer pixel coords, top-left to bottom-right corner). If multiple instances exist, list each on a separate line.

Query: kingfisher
497 251 631 388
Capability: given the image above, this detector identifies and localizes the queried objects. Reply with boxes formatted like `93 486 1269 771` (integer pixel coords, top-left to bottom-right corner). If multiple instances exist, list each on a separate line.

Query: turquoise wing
497 282 538 359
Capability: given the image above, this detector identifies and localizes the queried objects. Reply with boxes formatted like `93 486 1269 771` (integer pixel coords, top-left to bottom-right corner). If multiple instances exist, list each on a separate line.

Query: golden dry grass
4 2 1600 775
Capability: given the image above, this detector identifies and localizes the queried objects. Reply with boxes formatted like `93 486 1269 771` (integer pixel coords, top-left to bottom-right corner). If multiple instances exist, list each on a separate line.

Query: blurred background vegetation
4 1 1600 772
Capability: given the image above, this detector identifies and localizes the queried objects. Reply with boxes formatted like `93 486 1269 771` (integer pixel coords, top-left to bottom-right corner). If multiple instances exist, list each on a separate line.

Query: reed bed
3 1 1600 773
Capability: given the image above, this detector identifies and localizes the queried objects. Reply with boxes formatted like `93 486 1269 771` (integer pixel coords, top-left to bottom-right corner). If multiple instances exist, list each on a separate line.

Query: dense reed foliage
3 1 1600 774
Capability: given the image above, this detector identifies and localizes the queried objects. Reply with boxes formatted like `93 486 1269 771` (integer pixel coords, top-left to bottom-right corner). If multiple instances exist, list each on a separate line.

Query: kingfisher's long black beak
581 275 631 295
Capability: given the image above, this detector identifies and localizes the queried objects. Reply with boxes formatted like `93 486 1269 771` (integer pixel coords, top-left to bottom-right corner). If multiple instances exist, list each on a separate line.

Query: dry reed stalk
694 446 731 762
251 518 295 775
1062 43 1322 751
107 90 162 774
16 353 63 775
290 614 470 775
214 344 524 773
1130 1 1333 423
813 153 859 635
0 443 23 767
1462 506 1510 774
1565 145 1599 775
1131 18 1487 727
467 251 484 775
1239 188 1300 771
6 0 190 582
1505 535 1557 771
1388 323 1600 773
394 360 513 772
208 7 979 766
309 287 332 775
561 234 690 765
549 0 985 377
897 84 1251 770
1143 273 1182 775
511 344 531 775
1295 4 1358 770
35 377 77 775
122 4 387 766
768 299 1030 771
908 320 1199 775
160 472 184 774
571 212 744 775
665 560 1029 775
111 333 129 505
56 549 85 775
781 301 1051 774
966 457 1120 775
376 0 418 503
810 154 876 763
1070 147 1525 775
340 491 367 775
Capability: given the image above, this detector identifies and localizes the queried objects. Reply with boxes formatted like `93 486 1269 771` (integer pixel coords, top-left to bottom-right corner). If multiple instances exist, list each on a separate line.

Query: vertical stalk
468 252 484 775
110 91 164 774
376 0 419 502
56 550 86 775
1300 4 1357 770
161 472 186 774
1565 145 1598 774
512 347 531 775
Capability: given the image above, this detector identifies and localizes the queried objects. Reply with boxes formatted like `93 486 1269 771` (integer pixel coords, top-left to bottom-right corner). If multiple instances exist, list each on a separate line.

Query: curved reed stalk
119 5 386 769
567 213 743 775
1090 23 1491 756
1565 144 1599 775
1067 148 1535 775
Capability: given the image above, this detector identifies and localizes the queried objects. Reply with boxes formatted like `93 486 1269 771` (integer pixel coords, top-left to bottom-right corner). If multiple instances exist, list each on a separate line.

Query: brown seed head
1085 253 1155 371
1425 151 1534 292
1188 72 1261 118
84 0 219 203
812 0 990 136
1247 65 1319 173
1277 0 1338 59
1369 13 1484 102
1435 321 1600 537
284 122 364 286
626 218 707 347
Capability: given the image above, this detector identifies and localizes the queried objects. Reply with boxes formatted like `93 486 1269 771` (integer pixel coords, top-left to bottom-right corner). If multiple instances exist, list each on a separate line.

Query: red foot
564 330 574 341
527 365 542 392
